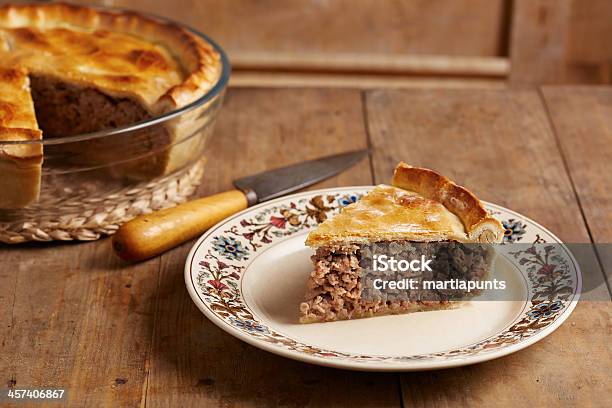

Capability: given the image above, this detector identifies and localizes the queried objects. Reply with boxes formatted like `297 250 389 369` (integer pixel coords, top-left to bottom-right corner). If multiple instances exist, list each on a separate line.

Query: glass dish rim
0 6 231 147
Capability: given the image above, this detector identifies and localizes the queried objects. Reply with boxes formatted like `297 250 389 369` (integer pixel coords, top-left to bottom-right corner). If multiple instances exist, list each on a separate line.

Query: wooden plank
0 242 159 407
509 0 573 84
365 88 611 406
81 0 506 58
231 71 507 90
541 86 612 282
567 0 612 66
143 88 401 407
231 52 509 77
509 0 612 85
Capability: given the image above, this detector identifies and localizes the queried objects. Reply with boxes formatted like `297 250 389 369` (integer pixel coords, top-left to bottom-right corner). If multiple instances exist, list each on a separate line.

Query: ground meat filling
29 74 175 177
299 241 493 323
30 74 151 137
300 244 362 323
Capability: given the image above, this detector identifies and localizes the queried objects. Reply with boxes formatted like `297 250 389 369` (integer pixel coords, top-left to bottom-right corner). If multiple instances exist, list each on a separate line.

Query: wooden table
1 86 610 407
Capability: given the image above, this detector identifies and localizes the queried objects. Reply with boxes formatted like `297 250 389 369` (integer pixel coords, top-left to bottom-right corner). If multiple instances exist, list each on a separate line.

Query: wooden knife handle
112 189 248 261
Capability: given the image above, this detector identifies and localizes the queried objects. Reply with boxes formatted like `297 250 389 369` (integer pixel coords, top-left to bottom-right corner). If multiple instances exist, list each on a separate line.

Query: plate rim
184 186 581 371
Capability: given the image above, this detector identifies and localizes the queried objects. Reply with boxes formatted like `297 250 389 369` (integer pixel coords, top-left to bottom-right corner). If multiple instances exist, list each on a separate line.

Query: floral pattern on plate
186 187 580 368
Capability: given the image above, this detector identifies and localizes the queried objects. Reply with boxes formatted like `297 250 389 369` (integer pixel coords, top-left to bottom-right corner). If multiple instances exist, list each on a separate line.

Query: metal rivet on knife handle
239 187 259 207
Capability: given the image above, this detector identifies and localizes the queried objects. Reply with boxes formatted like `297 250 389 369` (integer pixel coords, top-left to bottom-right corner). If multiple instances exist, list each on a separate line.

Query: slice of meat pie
0 67 43 208
300 162 504 323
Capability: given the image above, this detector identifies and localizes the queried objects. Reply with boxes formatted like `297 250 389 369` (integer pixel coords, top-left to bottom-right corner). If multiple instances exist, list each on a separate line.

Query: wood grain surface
566 0 612 82
365 88 611 406
49 0 612 85
230 71 507 90
541 86 612 283
100 0 506 58
510 0 612 85
0 242 160 406
1 86 610 407
509 0 573 84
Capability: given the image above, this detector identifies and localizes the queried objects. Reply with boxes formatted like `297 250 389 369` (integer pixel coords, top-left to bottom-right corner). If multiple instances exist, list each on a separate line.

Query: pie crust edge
391 162 505 243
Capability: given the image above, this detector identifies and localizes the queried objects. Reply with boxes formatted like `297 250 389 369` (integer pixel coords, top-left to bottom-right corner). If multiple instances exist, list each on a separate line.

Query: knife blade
233 149 369 204
112 149 368 261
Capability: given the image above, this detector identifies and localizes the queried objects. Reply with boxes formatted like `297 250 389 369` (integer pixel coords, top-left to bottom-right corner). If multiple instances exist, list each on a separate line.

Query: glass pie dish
0 22 230 243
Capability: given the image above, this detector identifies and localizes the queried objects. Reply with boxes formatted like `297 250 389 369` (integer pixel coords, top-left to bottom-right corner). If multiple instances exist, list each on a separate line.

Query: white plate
185 187 580 371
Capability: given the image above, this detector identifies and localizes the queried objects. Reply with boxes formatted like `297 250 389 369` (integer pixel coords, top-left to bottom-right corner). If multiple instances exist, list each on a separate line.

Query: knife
111 149 368 261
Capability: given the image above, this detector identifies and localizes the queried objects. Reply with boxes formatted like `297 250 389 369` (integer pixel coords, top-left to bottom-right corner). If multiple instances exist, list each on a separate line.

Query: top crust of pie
0 2 222 113
305 163 505 247
392 163 504 243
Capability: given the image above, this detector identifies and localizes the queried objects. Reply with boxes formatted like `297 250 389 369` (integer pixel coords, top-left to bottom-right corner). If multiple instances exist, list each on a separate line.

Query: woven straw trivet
0 161 204 244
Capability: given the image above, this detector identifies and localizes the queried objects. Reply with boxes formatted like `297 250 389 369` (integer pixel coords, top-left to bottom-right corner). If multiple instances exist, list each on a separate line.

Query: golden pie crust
0 66 42 208
306 163 505 246
0 3 223 208
0 2 221 112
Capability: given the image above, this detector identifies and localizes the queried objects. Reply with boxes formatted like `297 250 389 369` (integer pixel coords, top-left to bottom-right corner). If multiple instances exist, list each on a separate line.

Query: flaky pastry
0 2 223 208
